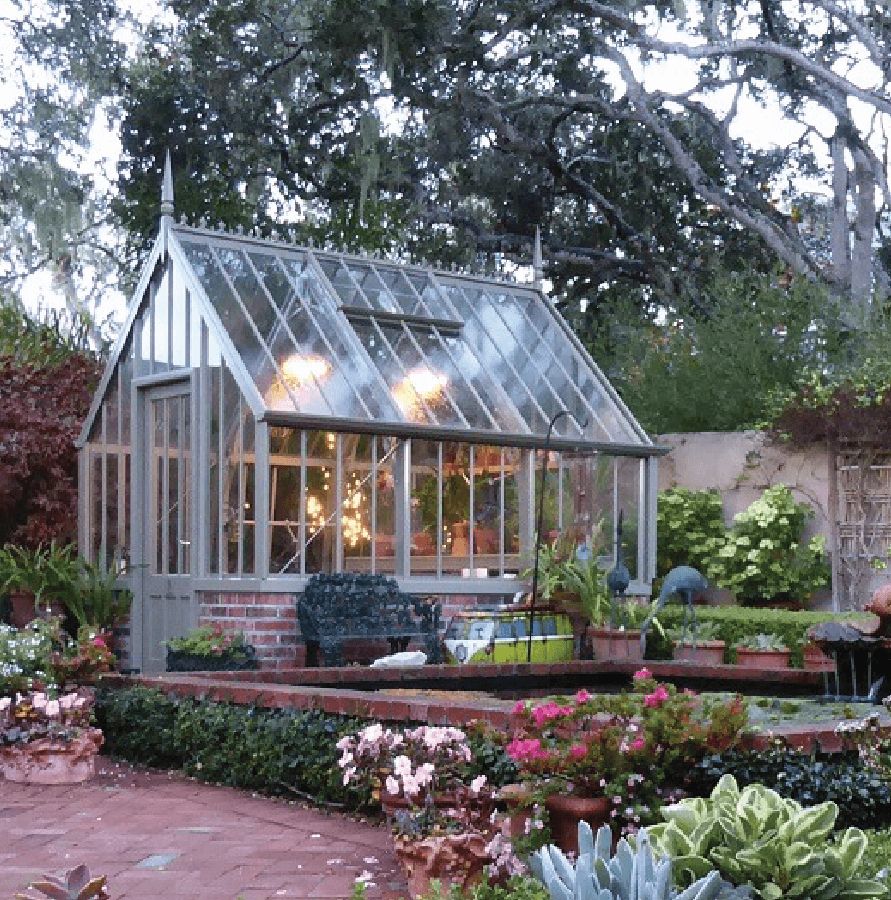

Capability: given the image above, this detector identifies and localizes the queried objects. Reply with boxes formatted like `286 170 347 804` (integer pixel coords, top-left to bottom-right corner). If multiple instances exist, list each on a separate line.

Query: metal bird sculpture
607 511 631 630
639 565 709 657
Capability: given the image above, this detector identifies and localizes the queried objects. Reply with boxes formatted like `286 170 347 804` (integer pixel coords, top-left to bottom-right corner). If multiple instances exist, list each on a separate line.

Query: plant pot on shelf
587 626 643 663
0 728 104 784
391 832 491 900
672 640 726 666
544 793 612 855
735 647 791 669
8 589 36 628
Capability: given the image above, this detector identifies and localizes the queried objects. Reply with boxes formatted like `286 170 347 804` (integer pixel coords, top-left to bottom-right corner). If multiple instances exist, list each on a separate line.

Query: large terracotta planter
735 648 791 669
544 793 611 854
673 640 726 666
587 627 643 663
392 832 491 899
0 729 103 784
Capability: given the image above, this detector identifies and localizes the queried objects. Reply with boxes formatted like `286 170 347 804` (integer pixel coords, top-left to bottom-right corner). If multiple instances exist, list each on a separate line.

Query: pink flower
629 738 646 751
569 744 587 759
633 668 652 681
92 637 107 649
513 700 526 715
644 686 669 708
531 702 573 727
575 689 591 704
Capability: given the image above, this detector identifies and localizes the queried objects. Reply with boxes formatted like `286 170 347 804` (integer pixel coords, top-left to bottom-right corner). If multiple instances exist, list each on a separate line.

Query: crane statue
606 511 631 628
639 565 709 658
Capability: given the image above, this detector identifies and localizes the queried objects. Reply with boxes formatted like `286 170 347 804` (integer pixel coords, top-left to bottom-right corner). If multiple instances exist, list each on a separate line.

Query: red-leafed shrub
0 353 101 547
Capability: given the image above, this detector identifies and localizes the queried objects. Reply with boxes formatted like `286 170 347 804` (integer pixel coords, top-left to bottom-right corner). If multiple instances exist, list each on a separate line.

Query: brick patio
0 757 409 900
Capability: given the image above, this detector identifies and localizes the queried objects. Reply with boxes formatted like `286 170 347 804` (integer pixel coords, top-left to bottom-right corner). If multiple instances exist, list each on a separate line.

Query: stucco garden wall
655 431 833 608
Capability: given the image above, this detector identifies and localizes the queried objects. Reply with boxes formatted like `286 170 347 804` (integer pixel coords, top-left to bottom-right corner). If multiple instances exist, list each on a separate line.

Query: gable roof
80 220 656 454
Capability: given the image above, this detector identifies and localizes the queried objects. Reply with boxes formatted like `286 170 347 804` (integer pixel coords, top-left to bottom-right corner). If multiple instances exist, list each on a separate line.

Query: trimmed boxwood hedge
94 686 517 808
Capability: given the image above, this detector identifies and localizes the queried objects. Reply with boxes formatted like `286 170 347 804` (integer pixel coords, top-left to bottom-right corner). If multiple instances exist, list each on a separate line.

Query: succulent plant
16 864 109 900
647 775 887 900
529 820 726 900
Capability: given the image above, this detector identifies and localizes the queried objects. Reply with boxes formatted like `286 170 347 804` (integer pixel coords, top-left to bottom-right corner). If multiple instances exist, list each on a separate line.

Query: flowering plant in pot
0 687 103 783
337 723 510 896
507 670 747 850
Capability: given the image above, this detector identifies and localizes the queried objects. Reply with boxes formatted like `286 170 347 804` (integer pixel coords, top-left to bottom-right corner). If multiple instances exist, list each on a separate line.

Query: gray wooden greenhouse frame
76 160 663 672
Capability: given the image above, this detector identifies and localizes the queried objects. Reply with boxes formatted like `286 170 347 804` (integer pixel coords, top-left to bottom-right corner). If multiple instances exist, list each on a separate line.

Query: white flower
45 700 60 718
385 776 400 796
342 765 356 786
393 755 412 778
335 735 354 751
470 775 487 795
416 763 435 787
0 697 10 712
402 774 420 796
338 751 354 769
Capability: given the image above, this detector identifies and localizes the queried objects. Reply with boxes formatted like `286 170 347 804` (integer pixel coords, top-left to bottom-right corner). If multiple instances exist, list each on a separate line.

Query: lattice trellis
835 448 891 609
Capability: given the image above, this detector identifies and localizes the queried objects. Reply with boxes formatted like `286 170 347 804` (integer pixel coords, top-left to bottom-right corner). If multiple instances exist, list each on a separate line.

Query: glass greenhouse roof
173 225 652 449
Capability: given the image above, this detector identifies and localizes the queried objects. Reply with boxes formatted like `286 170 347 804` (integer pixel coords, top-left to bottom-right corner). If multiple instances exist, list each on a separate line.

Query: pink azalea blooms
633 668 652 681
644 685 669 708
569 744 587 759
92 637 107 648
531 702 574 728
513 700 526 715
629 738 646 751
575 689 591 703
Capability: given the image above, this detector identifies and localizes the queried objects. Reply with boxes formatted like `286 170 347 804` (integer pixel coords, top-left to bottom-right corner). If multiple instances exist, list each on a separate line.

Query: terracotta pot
392 832 491 899
672 640 726 666
801 643 834 671
544 793 612 854
8 590 37 628
735 648 791 669
0 729 103 784
587 627 643 663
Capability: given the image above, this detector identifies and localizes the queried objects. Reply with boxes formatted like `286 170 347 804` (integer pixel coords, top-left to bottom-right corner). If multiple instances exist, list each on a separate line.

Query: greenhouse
77 161 662 672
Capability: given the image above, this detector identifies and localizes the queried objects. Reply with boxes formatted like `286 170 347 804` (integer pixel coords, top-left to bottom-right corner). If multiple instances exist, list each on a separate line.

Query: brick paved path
0 757 409 900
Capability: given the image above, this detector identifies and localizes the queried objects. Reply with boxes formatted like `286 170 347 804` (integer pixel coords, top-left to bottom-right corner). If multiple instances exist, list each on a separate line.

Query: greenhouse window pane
317 258 366 307
377 268 430 317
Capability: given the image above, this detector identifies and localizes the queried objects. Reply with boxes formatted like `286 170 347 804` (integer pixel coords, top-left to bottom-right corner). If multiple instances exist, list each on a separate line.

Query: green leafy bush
94 686 516 809
688 744 891 831
706 485 829 608
657 487 727 578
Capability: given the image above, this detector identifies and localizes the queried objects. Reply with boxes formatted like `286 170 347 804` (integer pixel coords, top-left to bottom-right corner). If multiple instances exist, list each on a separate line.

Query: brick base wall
197 592 302 670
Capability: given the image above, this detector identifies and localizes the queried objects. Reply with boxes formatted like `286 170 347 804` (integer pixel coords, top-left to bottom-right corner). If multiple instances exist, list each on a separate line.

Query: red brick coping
102 658 841 750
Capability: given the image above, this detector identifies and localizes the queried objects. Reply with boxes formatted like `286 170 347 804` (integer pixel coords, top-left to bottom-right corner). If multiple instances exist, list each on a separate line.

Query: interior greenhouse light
393 366 448 418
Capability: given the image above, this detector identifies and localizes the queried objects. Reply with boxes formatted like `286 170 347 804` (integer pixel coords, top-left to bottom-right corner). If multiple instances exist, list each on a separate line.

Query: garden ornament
606 510 631 630
640 565 708 657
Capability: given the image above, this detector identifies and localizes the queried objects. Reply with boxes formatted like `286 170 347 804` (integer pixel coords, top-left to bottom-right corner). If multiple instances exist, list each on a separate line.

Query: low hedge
649 605 868 667
687 744 891 830
94 685 516 808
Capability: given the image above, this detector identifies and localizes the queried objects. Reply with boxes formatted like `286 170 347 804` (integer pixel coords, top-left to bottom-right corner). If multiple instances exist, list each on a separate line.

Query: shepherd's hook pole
528 409 583 662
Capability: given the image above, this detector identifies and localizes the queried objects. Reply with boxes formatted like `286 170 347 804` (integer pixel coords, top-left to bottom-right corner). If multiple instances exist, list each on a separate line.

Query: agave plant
16 864 109 900
528 820 738 900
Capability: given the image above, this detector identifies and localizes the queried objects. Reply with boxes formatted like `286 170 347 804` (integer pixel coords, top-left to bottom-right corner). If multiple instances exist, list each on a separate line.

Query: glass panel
154 400 164 574
207 358 222 575
473 446 502 573
440 282 545 434
90 450 102 564
565 453 613 570
305 430 336 573
503 447 522 574
167 396 180 575
342 434 373 571
120 338 133 444
535 450 562 548
124 453 131 571
269 426 302 574
373 436 399 574
153 270 170 372
105 453 118 568
348 263 400 313
223 368 242 575
441 442 470 574
409 326 493 430
180 239 289 404
317 257 366 307
614 457 640 581
182 398 191 573
241 413 255 575
171 274 188 367
375 266 429 316
138 306 152 376
411 440 439 573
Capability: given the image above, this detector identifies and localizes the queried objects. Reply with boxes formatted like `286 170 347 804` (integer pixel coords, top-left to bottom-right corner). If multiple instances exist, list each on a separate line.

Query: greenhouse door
139 382 196 673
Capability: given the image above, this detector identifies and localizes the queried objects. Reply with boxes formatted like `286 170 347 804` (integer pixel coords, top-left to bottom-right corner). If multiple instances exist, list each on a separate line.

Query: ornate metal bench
297 573 441 667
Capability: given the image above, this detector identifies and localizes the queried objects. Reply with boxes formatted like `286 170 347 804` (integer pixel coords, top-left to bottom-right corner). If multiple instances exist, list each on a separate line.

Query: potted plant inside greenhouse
163 625 259 672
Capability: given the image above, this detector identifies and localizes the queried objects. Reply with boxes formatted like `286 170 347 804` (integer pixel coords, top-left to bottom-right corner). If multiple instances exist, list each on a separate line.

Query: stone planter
735 647 791 669
587 627 643 663
165 645 258 672
0 729 104 784
544 793 612 854
672 640 726 666
391 832 491 899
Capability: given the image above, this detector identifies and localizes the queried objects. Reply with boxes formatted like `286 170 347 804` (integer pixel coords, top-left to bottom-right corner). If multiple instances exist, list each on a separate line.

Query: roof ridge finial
160 149 174 219
532 225 543 290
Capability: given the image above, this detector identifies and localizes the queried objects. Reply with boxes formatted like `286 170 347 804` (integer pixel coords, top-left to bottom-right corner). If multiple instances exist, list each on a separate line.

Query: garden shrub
688 744 891 831
656 486 726 578
95 686 515 808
